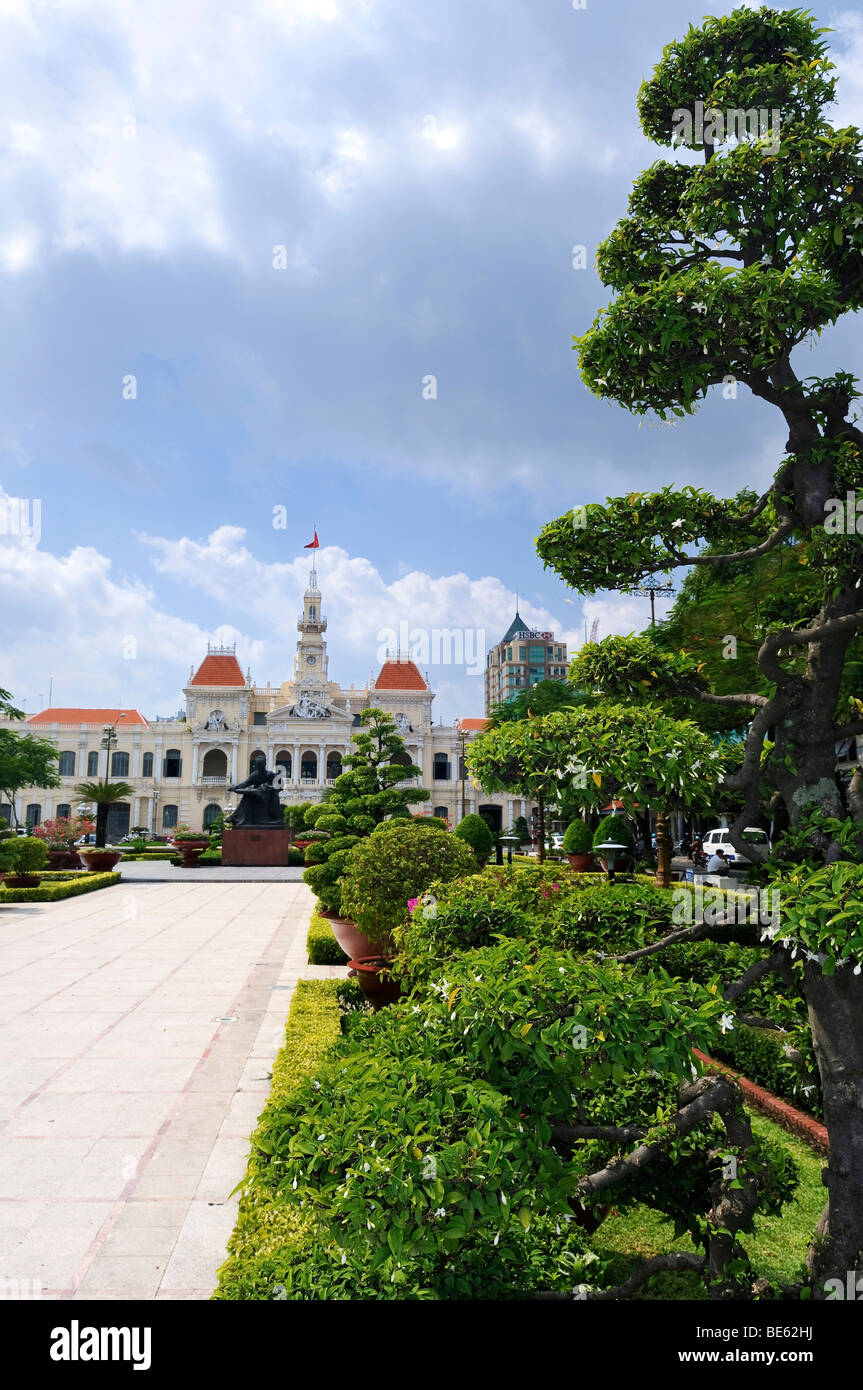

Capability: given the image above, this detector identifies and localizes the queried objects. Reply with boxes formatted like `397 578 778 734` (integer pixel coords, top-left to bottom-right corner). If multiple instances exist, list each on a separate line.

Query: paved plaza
0 879 342 1299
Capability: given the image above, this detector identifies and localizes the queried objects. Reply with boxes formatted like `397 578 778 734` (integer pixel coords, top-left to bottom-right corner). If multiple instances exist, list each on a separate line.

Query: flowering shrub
32 815 95 848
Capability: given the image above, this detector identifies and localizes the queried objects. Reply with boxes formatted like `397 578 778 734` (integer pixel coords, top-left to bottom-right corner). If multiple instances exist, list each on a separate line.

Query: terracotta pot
80 850 122 872
5 874 41 888
566 853 595 873
347 955 402 1011
320 909 392 959
173 838 209 868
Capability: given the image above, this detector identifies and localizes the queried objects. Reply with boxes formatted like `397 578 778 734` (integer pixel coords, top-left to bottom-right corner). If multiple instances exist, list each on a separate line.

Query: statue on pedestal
226 765 284 829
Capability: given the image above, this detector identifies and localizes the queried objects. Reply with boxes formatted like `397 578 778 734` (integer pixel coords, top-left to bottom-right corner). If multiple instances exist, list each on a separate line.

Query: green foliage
302 709 430 913
452 813 494 862
307 911 349 966
489 678 594 725
562 819 594 855
468 704 721 814
771 862 863 975
395 867 675 986
0 870 120 901
0 835 48 874
339 822 476 942
593 814 635 853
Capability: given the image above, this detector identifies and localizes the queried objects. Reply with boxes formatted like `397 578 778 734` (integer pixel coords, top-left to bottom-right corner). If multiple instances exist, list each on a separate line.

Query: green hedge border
213 979 346 1299
0 872 121 902
306 910 349 965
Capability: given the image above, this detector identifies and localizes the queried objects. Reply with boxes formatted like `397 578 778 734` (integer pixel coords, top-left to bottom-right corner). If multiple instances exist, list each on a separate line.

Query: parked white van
701 826 769 866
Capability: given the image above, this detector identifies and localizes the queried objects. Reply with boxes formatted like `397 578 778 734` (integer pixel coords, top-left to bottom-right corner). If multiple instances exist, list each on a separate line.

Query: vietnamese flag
304 531 319 549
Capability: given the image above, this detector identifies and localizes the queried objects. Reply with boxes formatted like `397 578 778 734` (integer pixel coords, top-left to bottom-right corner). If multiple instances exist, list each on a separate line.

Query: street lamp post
631 575 675 628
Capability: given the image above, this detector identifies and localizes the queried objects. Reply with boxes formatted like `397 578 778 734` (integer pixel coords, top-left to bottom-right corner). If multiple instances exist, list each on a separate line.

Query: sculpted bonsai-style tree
532 6 863 1293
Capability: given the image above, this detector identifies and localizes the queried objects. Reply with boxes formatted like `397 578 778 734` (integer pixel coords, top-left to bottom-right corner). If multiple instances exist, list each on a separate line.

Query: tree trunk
95 803 109 848
804 961 863 1294
654 809 672 889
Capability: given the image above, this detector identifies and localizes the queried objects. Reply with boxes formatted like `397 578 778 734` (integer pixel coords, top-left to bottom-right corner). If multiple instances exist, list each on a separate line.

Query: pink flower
407 898 419 914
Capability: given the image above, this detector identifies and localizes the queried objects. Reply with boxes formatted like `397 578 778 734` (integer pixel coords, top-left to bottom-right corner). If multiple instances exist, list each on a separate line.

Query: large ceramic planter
5 874 41 888
80 850 122 873
173 838 210 868
46 848 81 870
347 955 402 1011
566 853 595 873
320 909 392 959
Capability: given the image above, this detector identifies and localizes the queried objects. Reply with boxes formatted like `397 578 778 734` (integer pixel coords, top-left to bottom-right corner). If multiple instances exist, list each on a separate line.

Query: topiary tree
532 5 863 1293
0 688 61 826
452 812 494 865
513 814 529 845
302 709 430 913
338 820 477 945
562 818 593 857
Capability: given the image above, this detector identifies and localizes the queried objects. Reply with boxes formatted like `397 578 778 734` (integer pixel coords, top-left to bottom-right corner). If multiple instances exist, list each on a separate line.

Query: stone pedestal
221 828 293 867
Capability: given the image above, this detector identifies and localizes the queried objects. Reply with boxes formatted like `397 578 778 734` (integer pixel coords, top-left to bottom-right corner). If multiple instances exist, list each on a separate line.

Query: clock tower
294 562 329 687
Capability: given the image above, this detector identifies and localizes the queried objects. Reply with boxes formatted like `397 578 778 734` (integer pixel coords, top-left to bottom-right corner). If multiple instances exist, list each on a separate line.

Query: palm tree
74 780 135 847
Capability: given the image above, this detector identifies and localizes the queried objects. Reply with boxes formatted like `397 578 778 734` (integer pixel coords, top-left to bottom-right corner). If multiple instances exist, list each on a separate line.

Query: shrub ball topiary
562 819 594 855
452 813 494 863
339 822 477 943
0 835 49 875
593 814 635 854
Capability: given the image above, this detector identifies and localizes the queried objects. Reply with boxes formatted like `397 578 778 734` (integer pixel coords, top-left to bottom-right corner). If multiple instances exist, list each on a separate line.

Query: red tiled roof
28 708 148 726
456 717 488 732
189 654 246 687
374 659 427 691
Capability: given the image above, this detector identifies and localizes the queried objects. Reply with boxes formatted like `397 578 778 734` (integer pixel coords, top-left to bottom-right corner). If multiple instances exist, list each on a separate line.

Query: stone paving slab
0 879 347 1300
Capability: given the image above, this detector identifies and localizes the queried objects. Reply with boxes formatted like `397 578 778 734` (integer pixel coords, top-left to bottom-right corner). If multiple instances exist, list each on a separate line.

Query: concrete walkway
0 879 344 1299
118 861 306 883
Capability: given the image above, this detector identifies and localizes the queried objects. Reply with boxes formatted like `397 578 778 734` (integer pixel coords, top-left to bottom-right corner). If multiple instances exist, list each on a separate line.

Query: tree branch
534 1252 706 1301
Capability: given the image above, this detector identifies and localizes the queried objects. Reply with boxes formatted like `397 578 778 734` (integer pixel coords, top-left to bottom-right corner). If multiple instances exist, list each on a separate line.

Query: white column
293 741 300 786
191 743 200 782
132 741 141 778
318 740 325 784
230 742 238 783
469 796 476 814
507 799 513 829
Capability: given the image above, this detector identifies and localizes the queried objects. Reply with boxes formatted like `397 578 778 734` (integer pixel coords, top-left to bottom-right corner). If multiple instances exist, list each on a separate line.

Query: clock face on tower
306 655 316 665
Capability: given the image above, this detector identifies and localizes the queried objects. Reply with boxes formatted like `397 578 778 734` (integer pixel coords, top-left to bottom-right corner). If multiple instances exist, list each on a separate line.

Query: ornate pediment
266 695 354 727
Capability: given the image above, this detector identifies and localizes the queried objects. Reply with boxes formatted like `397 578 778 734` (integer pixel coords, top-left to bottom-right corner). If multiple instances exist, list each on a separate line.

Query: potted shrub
592 814 635 873
563 818 595 872
33 814 94 869
452 812 494 867
171 824 211 868
339 822 477 1006
0 835 49 887
79 846 123 872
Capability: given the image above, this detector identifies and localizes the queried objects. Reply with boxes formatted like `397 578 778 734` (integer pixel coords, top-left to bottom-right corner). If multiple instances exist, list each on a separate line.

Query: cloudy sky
1 0 862 723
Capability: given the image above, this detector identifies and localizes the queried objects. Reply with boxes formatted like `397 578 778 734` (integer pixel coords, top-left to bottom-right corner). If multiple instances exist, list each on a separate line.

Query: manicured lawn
594 1113 824 1298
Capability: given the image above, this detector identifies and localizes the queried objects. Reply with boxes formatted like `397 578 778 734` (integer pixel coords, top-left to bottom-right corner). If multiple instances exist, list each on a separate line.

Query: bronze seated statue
226 766 284 829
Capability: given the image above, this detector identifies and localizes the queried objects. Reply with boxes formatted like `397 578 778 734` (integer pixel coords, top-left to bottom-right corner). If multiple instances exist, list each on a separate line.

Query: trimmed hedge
0 872 121 902
213 979 348 1300
307 911 349 965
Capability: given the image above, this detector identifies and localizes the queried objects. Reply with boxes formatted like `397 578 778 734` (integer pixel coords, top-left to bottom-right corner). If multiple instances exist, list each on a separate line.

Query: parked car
701 826 769 866
74 833 98 846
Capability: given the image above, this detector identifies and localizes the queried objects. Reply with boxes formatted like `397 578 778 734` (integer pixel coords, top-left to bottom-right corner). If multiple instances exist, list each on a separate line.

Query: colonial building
4 564 535 839
484 610 569 715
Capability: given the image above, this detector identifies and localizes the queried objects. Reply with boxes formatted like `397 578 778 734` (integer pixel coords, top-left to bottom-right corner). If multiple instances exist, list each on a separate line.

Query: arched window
249 750 266 774
87 751 99 776
433 752 450 781
57 803 72 820
275 752 292 777
162 805 178 829
163 749 182 778
58 751 75 777
111 751 130 777
26 804 41 827
325 752 342 781
301 752 317 781
142 752 154 777
203 802 221 829
309 604 316 619
434 805 448 820
202 749 228 778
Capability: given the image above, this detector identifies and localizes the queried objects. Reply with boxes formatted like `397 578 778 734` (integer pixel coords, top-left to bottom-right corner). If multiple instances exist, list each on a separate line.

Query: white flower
692 301 707 314
493 1231 500 1245
317 1134 325 1141
671 518 685 529
719 1012 735 1034
596 377 608 387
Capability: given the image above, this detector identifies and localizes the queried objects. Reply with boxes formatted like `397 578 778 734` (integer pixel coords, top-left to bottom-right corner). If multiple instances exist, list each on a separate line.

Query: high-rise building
484 610 569 715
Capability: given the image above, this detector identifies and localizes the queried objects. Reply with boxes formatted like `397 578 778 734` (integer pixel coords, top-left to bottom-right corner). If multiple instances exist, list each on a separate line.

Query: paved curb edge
692 1047 829 1155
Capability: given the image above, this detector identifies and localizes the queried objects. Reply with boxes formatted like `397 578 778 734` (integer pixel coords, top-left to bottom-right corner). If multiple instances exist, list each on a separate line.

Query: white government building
6 564 535 840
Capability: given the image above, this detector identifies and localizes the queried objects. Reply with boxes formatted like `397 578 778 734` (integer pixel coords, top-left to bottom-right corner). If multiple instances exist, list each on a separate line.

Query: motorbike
690 841 707 867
